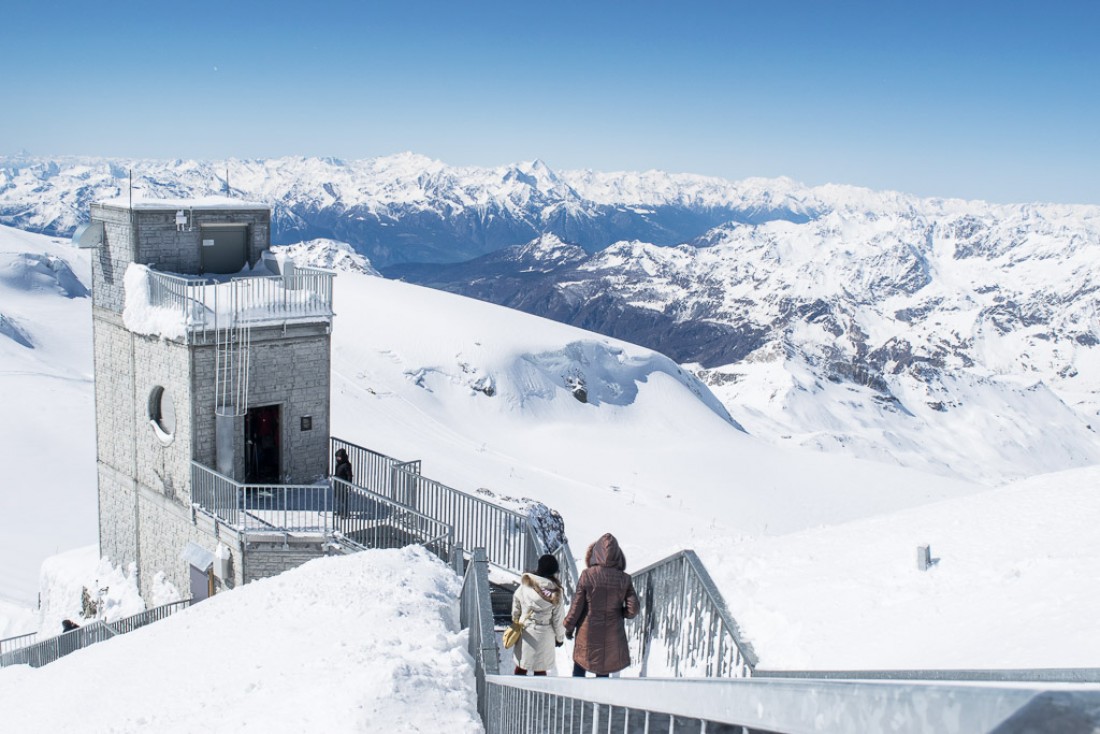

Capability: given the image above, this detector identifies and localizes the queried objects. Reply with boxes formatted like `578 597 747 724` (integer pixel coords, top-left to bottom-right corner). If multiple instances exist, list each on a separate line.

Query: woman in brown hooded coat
564 533 640 676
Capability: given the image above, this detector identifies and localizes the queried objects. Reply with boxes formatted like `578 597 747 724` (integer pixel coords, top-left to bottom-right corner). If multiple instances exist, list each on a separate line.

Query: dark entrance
200 225 248 274
245 404 280 483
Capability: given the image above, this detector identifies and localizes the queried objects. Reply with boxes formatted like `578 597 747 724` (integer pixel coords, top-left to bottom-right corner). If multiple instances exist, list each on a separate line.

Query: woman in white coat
511 554 566 676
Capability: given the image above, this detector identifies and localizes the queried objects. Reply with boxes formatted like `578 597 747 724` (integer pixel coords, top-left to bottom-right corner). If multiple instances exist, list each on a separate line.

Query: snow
699 466 1100 669
0 547 482 733
0 225 96 609
0 222 1097 682
121 263 187 339
96 195 266 210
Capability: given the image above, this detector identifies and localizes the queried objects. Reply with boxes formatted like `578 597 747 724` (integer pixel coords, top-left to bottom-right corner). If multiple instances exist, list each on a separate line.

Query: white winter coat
511 572 566 672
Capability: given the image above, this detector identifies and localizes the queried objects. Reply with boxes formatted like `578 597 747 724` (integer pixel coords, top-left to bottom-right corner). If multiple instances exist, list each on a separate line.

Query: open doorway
245 404 280 483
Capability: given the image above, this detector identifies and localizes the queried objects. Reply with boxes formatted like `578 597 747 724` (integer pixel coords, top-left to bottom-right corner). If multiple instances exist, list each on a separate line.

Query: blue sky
3 1 1098 203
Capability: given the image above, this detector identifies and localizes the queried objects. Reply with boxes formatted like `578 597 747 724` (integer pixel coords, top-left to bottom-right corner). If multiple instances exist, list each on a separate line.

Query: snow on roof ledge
95 195 268 211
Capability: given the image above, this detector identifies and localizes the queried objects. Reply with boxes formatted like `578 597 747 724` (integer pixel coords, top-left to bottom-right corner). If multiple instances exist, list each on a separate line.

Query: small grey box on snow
917 544 932 571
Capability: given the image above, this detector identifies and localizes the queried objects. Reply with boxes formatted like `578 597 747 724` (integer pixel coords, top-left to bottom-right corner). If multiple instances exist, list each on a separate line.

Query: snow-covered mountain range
4 154 1099 483
0 154 825 265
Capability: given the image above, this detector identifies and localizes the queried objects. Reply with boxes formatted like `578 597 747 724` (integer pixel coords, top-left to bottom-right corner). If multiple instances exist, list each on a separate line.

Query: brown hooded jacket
564 533 640 675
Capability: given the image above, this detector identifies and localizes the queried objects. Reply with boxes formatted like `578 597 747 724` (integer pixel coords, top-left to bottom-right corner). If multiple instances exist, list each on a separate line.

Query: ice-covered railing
625 550 757 678
131 265 334 338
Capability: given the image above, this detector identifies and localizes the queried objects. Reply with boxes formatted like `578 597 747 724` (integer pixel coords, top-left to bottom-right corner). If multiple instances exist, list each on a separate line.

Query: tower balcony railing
141 265 334 337
188 462 454 560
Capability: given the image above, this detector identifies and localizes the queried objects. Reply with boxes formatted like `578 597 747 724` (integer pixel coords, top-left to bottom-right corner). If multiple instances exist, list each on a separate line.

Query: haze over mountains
4 153 1099 483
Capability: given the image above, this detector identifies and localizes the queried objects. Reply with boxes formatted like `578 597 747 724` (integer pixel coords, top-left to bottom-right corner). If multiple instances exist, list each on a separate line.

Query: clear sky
3 1 1099 204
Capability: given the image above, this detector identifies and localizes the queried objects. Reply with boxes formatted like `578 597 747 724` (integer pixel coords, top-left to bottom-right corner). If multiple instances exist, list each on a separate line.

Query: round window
148 386 176 443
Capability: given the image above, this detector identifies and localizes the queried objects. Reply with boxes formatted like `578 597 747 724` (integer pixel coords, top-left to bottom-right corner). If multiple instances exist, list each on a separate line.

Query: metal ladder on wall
214 315 251 418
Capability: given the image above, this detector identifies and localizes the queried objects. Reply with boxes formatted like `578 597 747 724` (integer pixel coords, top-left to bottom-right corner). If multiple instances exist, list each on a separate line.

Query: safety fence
332 477 453 559
0 600 191 669
626 550 757 679
480 674 1100 734
0 631 37 656
333 438 578 593
329 438 407 496
393 464 579 594
189 462 454 560
144 266 334 337
191 462 329 533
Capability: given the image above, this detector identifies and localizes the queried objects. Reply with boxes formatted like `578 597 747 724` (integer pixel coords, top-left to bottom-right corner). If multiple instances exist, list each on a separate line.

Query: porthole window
148 385 176 444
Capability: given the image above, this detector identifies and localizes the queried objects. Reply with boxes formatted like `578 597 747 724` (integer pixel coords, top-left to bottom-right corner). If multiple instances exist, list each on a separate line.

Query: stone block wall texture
97 466 137 573
242 542 329 584
134 488 244 600
90 203 270 314
191 324 331 484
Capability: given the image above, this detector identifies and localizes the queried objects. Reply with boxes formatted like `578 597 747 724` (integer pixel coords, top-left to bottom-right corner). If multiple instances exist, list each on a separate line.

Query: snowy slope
0 225 96 606
392 209 1100 484
0 547 482 734
699 465 1100 669
328 272 978 565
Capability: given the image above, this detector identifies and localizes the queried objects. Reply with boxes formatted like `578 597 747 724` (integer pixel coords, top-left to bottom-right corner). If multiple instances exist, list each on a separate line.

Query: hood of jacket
585 533 626 571
521 573 561 605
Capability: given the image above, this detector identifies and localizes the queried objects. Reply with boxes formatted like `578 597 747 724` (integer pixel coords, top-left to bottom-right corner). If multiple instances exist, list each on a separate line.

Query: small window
148 386 176 444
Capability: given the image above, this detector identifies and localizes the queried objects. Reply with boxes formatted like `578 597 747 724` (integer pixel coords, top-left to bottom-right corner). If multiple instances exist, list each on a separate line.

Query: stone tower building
81 198 337 602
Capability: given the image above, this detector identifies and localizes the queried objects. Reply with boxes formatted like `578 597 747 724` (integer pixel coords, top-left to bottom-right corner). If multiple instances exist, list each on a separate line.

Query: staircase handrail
480 673 1100 734
332 476 454 561
460 548 501 722
331 437 580 594
626 549 757 678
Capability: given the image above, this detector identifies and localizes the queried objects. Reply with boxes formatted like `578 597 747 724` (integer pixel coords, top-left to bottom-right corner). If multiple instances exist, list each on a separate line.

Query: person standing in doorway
565 533 639 677
511 554 566 676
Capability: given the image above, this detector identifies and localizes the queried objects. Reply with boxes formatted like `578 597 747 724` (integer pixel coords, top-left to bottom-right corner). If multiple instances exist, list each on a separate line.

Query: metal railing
227 267 333 325
333 477 453 560
755 667 1100 684
0 600 191 669
460 548 501 721
482 675 1100 734
144 266 334 335
191 462 331 533
189 461 455 561
147 270 212 329
0 631 37 656
330 438 404 496
330 438 578 594
392 465 579 595
625 550 757 679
